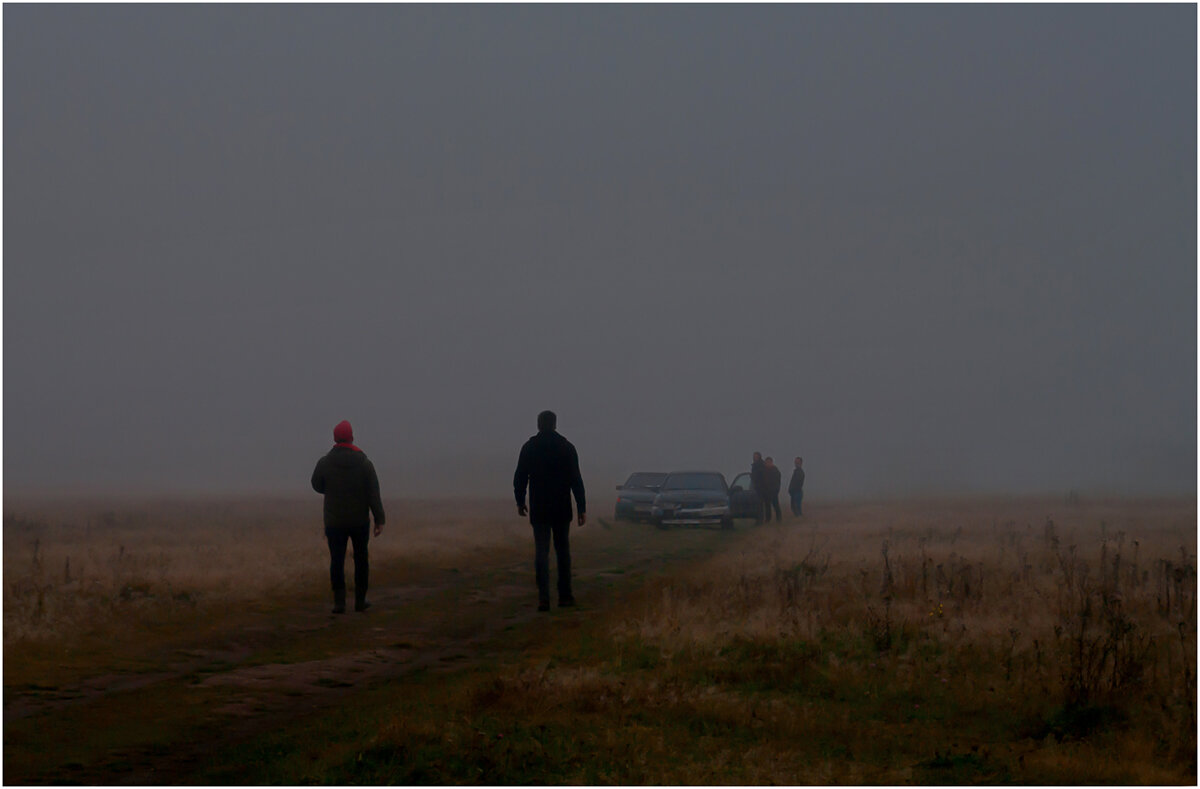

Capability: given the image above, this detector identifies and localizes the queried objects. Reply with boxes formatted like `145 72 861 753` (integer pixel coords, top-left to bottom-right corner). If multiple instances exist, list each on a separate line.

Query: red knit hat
333 420 354 444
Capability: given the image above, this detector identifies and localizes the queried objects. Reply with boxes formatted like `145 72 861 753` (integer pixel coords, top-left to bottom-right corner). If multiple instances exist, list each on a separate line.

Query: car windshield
662 473 727 492
625 473 668 488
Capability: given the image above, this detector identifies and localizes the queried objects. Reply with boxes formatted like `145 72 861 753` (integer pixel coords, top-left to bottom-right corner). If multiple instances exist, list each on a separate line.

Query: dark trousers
532 521 572 602
790 490 804 516
326 525 369 594
763 494 782 522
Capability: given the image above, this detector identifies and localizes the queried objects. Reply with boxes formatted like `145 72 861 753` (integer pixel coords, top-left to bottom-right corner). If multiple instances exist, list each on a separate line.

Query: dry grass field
566 496 1197 783
4 493 1196 784
3 496 532 646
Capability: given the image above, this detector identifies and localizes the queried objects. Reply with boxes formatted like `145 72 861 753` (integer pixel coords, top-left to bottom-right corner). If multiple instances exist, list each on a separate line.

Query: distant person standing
750 452 767 523
789 457 805 517
764 456 783 523
311 420 385 614
514 410 587 611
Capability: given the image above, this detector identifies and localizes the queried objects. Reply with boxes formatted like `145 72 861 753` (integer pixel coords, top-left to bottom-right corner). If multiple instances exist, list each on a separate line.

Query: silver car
650 471 733 529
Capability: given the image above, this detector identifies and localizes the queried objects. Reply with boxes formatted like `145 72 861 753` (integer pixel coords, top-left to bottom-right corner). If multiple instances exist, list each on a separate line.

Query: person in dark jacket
788 456 805 517
750 452 767 523
764 456 783 523
311 420 385 613
513 410 586 611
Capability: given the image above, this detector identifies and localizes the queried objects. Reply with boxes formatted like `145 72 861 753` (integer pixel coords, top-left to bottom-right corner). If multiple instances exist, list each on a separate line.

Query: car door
728 472 761 519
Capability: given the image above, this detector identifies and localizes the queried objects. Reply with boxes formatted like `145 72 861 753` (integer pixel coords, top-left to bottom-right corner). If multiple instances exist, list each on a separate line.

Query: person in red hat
311 420 386 613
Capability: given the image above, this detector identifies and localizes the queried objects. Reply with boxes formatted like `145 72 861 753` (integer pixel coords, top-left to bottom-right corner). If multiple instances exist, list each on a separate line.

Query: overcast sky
4 4 1196 498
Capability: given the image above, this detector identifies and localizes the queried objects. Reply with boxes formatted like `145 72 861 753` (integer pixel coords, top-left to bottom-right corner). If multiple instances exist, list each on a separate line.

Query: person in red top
311 420 385 613
763 456 783 523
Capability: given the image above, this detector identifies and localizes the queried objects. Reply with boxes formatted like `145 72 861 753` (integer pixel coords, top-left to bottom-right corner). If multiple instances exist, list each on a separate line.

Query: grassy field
4 493 1196 784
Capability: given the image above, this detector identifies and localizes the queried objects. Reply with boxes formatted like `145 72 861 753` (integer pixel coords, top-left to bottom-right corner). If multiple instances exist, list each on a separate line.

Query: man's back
312 446 385 529
767 465 782 496
514 430 586 524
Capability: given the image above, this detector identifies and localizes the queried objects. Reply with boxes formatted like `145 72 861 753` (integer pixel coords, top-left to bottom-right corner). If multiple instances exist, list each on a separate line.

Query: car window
625 473 668 488
729 473 750 490
662 473 727 492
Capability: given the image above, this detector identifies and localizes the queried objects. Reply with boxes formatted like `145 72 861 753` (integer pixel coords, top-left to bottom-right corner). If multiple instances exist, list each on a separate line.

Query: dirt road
4 517 741 784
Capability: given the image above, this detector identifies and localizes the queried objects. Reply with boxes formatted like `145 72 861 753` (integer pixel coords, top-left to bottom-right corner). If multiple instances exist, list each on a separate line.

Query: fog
4 5 1195 499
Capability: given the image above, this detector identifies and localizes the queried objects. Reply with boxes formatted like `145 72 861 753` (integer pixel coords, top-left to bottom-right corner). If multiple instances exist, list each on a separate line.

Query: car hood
618 488 659 502
655 490 728 504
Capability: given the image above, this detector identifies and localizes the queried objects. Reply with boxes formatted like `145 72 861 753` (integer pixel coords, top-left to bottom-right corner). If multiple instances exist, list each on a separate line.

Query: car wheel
654 517 667 530
720 516 734 530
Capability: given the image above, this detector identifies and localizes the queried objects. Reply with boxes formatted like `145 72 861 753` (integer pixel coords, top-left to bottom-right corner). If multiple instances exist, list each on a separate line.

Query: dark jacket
750 459 767 495
311 446 385 530
514 430 586 525
788 467 805 494
765 465 782 497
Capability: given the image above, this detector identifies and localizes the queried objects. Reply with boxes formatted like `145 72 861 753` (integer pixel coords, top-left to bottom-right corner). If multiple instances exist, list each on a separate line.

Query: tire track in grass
5 518 749 784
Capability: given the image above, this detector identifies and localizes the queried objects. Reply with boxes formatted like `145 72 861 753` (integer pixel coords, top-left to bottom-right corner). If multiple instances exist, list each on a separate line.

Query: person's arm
570 445 587 526
311 458 326 494
366 460 385 535
514 442 530 517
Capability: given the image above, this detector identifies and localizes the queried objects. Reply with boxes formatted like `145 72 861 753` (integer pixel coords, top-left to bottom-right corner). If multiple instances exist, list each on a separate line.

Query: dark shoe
538 599 551 612
354 591 370 612
559 596 576 608
332 589 346 614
